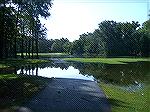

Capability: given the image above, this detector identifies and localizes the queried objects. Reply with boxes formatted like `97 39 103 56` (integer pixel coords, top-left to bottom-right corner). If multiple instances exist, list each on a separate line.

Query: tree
51 41 63 53
63 42 72 53
0 1 17 58
50 38 70 53
139 20 150 57
71 40 84 55
70 20 148 57
0 0 53 59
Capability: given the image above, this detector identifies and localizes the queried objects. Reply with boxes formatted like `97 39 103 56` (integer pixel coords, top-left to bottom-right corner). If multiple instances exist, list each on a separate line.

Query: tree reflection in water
2 61 149 91
70 62 150 91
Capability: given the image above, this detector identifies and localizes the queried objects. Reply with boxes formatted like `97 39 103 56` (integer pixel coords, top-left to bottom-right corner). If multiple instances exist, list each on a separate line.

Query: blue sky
41 0 149 41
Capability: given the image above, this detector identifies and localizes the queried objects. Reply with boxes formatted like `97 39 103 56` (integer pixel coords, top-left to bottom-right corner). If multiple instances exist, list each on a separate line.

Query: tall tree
70 20 148 57
0 0 53 59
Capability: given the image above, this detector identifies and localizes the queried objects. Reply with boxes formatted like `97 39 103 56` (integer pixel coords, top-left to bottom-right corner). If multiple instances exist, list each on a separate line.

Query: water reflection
17 63 94 81
1 61 149 91
70 62 150 85
70 62 150 91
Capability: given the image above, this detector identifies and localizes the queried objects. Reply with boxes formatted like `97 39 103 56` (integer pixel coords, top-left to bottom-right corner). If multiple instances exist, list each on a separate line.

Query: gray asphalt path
22 78 111 112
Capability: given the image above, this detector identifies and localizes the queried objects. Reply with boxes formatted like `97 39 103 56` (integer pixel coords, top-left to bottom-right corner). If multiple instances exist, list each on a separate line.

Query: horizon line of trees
67 20 149 57
0 0 52 59
1 0 149 59
30 20 150 57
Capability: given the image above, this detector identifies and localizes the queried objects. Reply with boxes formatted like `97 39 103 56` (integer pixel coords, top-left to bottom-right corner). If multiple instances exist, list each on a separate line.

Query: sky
41 0 149 42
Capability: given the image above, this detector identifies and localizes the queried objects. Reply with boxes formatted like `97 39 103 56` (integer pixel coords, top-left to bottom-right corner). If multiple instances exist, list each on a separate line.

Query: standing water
17 61 95 81
16 60 150 92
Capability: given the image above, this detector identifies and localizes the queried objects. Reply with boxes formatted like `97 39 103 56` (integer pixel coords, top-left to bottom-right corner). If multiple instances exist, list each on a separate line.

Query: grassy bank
38 53 69 58
64 58 150 64
99 83 150 112
0 74 51 109
17 53 69 58
0 59 50 69
0 64 8 69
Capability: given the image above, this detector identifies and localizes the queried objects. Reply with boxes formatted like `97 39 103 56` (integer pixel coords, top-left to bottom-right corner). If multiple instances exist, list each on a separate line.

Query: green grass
0 64 9 69
17 53 67 56
44 53 67 56
0 59 50 68
39 53 69 58
64 58 150 64
99 83 150 112
0 74 17 79
0 74 51 109
17 53 69 58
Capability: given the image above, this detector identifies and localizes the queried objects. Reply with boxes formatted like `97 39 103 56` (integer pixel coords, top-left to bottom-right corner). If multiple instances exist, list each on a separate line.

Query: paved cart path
22 78 111 112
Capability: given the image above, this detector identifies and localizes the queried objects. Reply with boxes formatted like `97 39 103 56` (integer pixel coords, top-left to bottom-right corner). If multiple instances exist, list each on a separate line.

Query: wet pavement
22 78 111 112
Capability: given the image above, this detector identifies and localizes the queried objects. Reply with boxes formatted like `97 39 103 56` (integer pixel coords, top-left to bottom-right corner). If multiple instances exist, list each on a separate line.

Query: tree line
27 20 150 58
46 20 150 57
69 20 149 57
1 0 149 58
0 0 52 59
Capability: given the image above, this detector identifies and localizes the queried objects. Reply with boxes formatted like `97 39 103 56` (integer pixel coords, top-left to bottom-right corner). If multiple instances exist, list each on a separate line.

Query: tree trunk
21 38 24 59
35 37 39 59
14 6 20 58
35 20 39 59
21 21 24 59
25 39 28 57
28 38 31 58
31 36 34 59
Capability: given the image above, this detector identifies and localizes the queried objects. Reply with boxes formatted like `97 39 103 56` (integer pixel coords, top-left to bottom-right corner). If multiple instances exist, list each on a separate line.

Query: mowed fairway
99 82 150 112
64 58 150 64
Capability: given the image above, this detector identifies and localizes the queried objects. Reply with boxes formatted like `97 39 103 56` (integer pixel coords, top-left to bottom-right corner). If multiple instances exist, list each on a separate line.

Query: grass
0 74 17 79
64 58 150 64
17 53 69 58
0 59 50 69
39 53 69 58
43 53 68 56
0 64 9 69
0 74 51 109
17 53 67 56
99 82 150 112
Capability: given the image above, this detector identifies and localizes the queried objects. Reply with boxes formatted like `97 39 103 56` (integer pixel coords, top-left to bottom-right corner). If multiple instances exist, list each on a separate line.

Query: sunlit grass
38 53 69 58
99 82 150 112
0 64 9 69
17 53 69 58
44 53 67 56
0 59 50 68
0 74 17 79
64 58 150 64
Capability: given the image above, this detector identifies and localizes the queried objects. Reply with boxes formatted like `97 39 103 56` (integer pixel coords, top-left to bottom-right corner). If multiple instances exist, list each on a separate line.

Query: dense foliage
40 20 150 57
0 0 52 59
70 20 150 57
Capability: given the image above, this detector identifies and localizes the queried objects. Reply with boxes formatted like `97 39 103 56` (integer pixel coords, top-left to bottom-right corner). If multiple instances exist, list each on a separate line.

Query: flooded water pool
2 59 149 92
17 64 95 81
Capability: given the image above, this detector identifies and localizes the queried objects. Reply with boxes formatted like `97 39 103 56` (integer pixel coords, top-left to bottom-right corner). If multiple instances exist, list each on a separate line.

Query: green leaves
71 20 149 57
0 0 53 59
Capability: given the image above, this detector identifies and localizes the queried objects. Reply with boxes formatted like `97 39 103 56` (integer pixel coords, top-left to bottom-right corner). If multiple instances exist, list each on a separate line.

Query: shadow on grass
0 59 50 69
108 98 130 109
0 74 51 109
